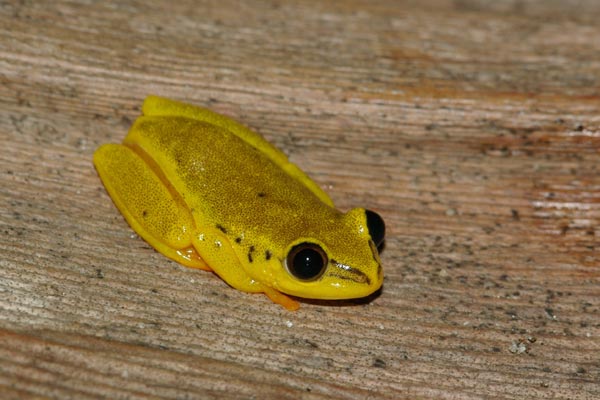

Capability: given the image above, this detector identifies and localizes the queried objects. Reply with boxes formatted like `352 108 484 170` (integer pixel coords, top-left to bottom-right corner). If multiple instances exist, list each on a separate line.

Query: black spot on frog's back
248 245 255 263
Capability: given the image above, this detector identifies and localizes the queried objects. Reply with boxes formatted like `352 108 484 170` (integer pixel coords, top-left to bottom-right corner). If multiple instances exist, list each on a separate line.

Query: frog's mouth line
329 260 371 285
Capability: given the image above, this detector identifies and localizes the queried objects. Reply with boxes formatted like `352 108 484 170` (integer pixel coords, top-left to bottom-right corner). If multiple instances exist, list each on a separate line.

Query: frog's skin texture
94 96 384 310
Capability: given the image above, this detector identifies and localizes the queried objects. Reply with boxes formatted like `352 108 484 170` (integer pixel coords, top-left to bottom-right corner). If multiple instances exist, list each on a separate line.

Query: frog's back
141 96 334 207
125 114 337 246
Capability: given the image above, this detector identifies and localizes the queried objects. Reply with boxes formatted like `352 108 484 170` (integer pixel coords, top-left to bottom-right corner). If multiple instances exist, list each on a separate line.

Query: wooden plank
1 1 599 399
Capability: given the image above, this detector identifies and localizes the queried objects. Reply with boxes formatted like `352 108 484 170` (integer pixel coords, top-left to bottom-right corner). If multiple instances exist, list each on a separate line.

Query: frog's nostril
365 209 385 247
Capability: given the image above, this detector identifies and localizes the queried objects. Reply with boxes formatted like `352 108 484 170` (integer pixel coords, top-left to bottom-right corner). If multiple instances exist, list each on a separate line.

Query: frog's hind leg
94 143 210 271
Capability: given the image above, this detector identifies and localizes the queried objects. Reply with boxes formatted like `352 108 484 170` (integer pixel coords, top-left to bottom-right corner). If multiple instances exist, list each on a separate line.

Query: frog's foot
263 287 300 311
176 246 212 271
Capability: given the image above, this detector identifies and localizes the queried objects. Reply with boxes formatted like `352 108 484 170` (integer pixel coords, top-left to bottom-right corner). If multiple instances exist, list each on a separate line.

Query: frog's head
271 208 385 300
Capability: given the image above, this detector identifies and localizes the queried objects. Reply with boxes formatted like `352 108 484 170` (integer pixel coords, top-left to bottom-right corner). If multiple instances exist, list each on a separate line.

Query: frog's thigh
93 144 209 270
191 230 262 293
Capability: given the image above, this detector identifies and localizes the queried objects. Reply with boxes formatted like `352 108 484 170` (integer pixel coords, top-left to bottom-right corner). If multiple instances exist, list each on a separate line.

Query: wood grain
1 1 599 399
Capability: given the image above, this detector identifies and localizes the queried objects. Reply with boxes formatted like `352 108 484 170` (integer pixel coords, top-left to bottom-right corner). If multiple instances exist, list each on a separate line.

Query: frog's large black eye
366 209 385 247
286 243 328 281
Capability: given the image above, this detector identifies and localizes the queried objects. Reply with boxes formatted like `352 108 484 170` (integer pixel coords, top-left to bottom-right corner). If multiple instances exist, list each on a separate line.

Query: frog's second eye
366 209 385 247
286 243 328 281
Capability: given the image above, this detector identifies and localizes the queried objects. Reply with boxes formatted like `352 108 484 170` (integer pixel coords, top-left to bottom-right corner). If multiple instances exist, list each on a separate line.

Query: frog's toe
263 287 300 311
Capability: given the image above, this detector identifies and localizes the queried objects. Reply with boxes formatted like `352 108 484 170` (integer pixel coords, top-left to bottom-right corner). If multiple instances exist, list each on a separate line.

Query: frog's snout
365 209 385 247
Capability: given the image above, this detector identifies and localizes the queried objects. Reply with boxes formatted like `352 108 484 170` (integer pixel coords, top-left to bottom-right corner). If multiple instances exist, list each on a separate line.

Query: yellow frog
94 96 385 310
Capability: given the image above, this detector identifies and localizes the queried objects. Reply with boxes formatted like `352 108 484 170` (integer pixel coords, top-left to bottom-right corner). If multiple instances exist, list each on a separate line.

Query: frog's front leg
191 230 300 310
262 287 300 311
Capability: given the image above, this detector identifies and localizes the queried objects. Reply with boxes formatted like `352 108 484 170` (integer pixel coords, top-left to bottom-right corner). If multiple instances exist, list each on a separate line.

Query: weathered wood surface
1 1 599 399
